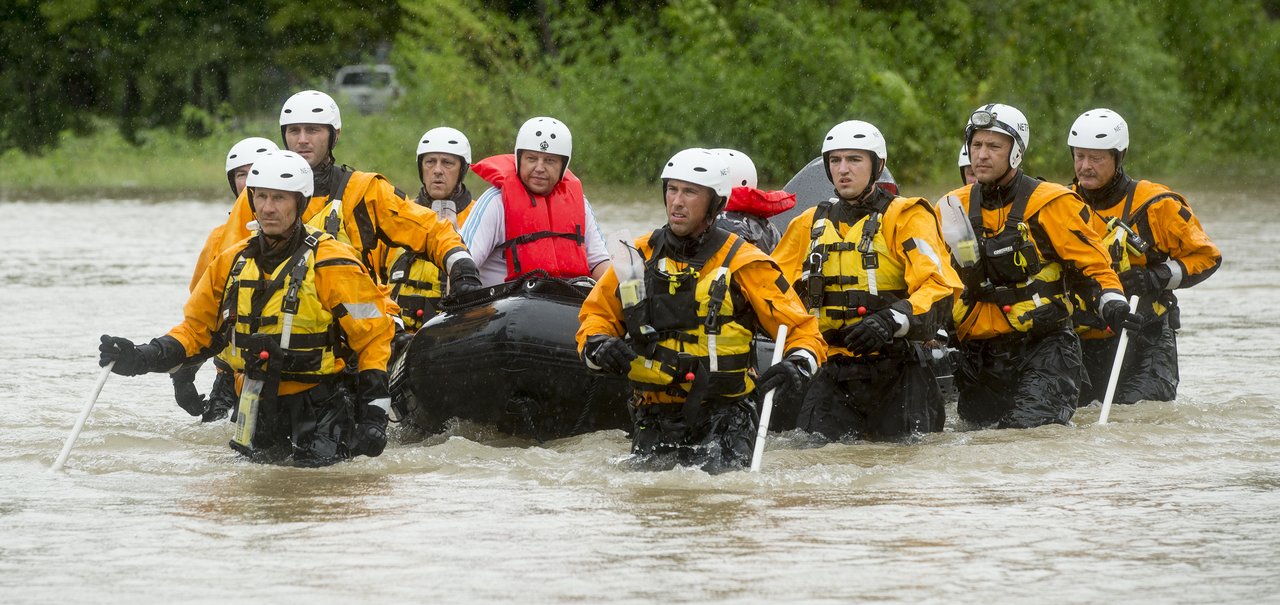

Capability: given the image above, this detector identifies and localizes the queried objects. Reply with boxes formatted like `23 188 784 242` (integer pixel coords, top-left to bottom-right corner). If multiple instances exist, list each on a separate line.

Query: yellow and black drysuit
773 187 963 441
938 171 1124 429
200 159 477 293
1071 175 1221 405
386 183 477 332
576 227 825 472
161 223 394 465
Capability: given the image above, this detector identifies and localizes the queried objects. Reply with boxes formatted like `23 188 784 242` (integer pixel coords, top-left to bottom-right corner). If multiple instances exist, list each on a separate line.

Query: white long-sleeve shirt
460 186 610 286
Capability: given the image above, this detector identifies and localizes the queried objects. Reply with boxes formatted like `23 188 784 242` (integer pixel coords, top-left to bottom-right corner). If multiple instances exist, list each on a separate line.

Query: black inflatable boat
395 271 632 441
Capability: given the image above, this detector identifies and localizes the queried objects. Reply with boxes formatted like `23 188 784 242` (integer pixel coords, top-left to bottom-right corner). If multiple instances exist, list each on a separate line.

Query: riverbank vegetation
2 0 1277 198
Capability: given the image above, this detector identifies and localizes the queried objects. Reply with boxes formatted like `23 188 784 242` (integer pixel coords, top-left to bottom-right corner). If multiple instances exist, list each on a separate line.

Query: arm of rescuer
189 223 228 292
353 176 477 282
576 265 626 353
311 239 395 409
881 200 965 336
731 248 827 370
1031 192 1126 307
192 189 256 289
1141 195 1222 290
770 208 818 287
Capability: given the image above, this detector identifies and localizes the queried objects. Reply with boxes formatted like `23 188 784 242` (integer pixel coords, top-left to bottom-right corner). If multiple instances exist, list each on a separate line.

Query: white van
333 64 403 114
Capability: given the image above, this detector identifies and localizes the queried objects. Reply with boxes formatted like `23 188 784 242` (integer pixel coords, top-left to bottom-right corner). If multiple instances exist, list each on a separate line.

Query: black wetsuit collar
978 169 1027 210
416 182 473 215
1077 171 1132 210
832 186 893 224
311 157 339 199
247 222 305 275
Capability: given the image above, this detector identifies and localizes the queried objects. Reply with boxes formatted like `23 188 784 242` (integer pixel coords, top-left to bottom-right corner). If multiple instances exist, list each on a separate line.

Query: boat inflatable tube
401 271 633 441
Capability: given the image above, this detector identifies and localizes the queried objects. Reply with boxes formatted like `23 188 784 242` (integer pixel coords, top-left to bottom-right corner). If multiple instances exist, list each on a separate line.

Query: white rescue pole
750 324 789 472
50 362 114 472
1098 295 1141 425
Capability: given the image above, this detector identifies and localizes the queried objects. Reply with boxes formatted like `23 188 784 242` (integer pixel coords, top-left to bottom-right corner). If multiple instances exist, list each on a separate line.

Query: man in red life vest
461 117 611 286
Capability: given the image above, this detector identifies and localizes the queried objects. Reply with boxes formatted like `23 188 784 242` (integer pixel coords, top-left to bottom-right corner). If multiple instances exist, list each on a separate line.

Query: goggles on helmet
967 108 1020 145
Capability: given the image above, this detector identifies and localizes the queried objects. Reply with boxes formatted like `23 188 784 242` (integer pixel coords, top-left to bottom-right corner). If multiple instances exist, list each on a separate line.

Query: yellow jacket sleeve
732 257 827 364
576 266 626 355
196 191 256 288
884 200 964 316
168 238 251 356
1144 197 1222 288
189 223 227 293
772 208 820 286
314 240 395 373
1035 193 1123 296
346 175 470 273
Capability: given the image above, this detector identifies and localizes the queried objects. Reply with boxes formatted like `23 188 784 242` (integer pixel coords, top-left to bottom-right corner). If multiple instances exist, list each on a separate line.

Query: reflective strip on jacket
168 225 394 397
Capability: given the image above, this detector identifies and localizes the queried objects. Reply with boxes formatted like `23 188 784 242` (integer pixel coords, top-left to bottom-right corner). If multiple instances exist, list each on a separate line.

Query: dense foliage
3 0 1277 187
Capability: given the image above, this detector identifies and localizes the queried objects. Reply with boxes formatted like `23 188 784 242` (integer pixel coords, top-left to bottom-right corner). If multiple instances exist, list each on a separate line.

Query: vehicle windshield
340 71 391 88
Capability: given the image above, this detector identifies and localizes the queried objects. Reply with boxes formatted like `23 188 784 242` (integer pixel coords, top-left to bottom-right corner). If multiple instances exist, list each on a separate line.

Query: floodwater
2 184 1278 604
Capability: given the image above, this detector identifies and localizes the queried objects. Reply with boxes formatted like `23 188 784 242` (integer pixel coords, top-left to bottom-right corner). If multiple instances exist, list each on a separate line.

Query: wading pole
1098 295 1141 425
51 362 114 472
750 324 789 472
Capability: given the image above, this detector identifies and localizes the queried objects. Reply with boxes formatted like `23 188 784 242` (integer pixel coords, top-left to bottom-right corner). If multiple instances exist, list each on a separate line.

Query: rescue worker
1067 108 1221 405
937 103 1141 429
959 143 977 185
98 151 395 466
576 148 826 473
387 126 478 331
711 148 795 253
462 117 611 286
201 90 481 293
171 136 279 423
773 121 963 442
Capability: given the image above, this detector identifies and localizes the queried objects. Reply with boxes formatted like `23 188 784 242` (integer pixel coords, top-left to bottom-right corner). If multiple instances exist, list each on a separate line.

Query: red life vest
724 186 797 219
472 154 590 280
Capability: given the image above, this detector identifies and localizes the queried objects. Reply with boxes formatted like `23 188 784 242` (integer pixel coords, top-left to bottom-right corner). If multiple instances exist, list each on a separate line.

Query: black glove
1119 264 1172 298
171 365 207 417
757 353 812 397
585 335 637 374
352 404 389 458
842 310 899 354
202 370 237 423
99 335 163 376
448 257 483 295
1102 299 1144 333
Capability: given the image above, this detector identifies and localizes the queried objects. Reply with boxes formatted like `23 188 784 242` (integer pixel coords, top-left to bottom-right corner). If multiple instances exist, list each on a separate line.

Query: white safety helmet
247 150 314 201
515 116 573 173
957 142 971 168
1068 108 1129 154
279 90 342 129
416 126 472 164
226 137 279 173
821 120 888 193
965 103 1030 170
662 148 732 205
821 120 889 160
711 148 758 190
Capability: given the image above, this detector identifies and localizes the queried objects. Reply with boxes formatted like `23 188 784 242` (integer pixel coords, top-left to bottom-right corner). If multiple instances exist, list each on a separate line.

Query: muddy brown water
1 185 1276 604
